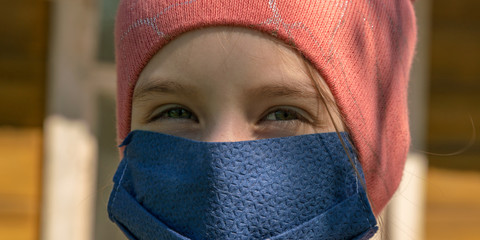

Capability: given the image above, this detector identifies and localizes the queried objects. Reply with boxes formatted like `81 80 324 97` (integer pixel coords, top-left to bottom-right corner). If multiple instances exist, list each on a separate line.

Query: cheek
131 101 155 130
254 123 317 139
130 106 145 131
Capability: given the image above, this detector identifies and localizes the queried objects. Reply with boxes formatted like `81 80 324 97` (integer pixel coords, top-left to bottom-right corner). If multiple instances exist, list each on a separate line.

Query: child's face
131 27 342 142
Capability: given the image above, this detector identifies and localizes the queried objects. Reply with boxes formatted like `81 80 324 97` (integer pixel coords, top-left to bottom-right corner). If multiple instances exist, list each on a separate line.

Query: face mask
108 130 378 240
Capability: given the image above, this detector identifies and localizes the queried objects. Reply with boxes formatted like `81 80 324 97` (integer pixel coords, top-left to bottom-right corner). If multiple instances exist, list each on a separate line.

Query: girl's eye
150 106 197 122
264 109 301 121
165 108 193 119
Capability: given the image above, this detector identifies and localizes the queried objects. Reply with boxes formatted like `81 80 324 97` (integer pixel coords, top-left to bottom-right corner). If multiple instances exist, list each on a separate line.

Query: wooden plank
0 128 42 240
0 0 48 127
426 168 480 240
0 0 48 238
0 84 45 127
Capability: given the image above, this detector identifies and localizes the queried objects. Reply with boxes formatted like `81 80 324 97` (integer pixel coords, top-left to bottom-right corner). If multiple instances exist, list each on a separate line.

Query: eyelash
260 107 309 123
148 105 198 123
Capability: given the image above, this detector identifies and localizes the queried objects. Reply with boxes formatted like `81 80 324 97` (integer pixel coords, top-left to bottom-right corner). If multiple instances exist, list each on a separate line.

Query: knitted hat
114 0 417 215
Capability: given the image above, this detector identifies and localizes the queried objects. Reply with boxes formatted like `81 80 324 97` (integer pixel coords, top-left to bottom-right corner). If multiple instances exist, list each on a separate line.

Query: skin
131 27 344 142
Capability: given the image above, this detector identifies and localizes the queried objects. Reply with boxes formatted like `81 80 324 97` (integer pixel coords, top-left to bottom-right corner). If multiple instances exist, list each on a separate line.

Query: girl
108 0 417 239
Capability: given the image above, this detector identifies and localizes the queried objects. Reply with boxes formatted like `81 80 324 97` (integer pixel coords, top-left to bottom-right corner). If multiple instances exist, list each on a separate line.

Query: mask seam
345 136 375 229
358 186 375 229
339 134 375 229
353 159 375 229
111 161 129 216
319 134 374 230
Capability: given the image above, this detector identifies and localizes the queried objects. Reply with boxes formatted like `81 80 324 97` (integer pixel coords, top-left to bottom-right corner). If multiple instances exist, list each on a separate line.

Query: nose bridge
202 109 251 142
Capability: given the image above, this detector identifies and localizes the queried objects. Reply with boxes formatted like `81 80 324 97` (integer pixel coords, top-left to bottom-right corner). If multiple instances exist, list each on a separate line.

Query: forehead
135 27 314 96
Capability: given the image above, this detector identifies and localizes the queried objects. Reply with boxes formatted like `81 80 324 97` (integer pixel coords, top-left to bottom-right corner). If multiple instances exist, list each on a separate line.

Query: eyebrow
247 83 319 99
133 78 320 101
133 79 197 101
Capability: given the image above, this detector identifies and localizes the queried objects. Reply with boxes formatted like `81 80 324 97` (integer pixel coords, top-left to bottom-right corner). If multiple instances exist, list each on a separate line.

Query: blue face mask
108 130 378 240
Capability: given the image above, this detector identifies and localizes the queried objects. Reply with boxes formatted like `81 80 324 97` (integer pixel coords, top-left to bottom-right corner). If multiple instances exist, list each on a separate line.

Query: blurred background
0 0 479 239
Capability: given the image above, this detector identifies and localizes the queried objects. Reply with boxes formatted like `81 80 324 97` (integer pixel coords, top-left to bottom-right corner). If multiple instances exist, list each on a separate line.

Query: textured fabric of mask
108 130 378 240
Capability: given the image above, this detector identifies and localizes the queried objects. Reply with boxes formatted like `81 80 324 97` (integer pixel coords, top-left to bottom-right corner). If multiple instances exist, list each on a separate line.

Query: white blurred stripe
41 115 97 240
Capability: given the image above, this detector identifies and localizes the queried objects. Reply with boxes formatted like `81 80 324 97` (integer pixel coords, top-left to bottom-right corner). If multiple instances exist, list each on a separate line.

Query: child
108 0 417 239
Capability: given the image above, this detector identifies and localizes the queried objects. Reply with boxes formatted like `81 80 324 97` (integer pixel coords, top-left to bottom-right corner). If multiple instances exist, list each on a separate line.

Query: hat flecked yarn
114 0 417 215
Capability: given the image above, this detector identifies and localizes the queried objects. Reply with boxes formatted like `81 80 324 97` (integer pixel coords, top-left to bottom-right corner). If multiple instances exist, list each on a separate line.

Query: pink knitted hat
114 0 417 215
